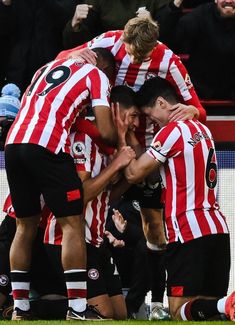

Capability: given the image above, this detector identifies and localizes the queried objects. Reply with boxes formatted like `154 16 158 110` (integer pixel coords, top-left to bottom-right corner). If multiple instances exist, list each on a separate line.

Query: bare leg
10 215 41 271
57 215 86 270
140 208 166 247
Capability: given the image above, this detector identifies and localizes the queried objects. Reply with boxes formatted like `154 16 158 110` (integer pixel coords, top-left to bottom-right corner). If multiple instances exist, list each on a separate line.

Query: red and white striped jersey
56 31 206 149
44 119 111 247
3 193 15 219
147 119 229 243
6 59 110 154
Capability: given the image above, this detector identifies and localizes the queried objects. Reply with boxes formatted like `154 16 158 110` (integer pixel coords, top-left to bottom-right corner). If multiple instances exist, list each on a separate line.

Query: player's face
127 106 140 131
124 42 152 64
119 105 140 131
142 100 167 128
216 0 235 17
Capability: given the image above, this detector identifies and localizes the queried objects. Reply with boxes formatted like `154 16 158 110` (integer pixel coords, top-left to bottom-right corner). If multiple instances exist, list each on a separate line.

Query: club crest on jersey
88 268 99 280
0 274 9 286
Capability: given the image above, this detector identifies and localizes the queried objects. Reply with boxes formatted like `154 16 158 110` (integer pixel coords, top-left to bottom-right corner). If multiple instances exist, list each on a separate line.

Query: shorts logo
0 274 9 287
67 189 81 202
88 268 99 280
171 286 184 296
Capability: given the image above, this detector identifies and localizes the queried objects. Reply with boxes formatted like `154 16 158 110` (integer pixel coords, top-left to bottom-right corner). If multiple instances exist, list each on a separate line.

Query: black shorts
124 182 163 209
87 243 122 298
45 243 123 299
5 144 83 218
166 234 230 297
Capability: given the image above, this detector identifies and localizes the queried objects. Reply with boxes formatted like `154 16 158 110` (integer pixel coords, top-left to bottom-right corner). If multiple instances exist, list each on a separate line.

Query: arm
63 4 102 49
93 105 117 145
168 57 206 123
79 146 136 204
124 152 161 184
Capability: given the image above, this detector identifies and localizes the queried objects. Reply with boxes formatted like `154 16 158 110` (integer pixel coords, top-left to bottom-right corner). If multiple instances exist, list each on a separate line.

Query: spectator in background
0 1 14 90
62 0 172 48
4 0 77 94
0 84 20 150
158 0 235 99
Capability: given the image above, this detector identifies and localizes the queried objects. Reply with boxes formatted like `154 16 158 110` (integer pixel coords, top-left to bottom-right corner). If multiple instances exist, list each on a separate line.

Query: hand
111 102 130 147
68 48 97 65
104 230 125 247
168 103 199 122
136 7 152 20
114 146 136 169
112 209 127 233
173 0 184 8
71 4 93 29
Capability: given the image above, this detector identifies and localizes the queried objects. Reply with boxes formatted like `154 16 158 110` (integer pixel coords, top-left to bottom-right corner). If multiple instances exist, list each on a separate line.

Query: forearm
83 161 121 204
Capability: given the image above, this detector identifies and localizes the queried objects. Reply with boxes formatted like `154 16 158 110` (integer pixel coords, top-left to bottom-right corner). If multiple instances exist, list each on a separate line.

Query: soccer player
119 76 234 321
4 48 117 320
44 85 138 320
56 16 206 280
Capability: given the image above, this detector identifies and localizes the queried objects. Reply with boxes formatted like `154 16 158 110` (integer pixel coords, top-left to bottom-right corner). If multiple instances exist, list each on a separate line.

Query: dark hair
92 47 116 80
136 76 180 108
110 85 137 108
92 47 115 66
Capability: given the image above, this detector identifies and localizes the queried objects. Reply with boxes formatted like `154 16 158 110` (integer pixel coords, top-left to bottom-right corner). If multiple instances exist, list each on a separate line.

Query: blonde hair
122 17 159 63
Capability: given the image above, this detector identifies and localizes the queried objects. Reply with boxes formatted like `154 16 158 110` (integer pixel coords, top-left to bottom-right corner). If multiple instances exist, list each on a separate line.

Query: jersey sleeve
146 123 182 163
55 31 118 60
168 55 206 123
87 67 110 108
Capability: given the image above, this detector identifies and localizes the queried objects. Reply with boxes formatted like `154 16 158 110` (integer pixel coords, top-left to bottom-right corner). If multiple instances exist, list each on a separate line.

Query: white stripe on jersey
158 48 173 79
110 38 124 56
134 60 152 91
89 34 116 49
170 61 192 101
204 210 218 234
115 53 131 86
178 122 196 211
185 210 203 239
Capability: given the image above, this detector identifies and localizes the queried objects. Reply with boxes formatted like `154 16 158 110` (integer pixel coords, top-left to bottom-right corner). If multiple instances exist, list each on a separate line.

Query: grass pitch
0 321 232 324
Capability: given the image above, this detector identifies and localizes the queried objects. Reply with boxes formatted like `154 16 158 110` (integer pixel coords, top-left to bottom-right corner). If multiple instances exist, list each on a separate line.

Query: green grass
0 321 232 324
